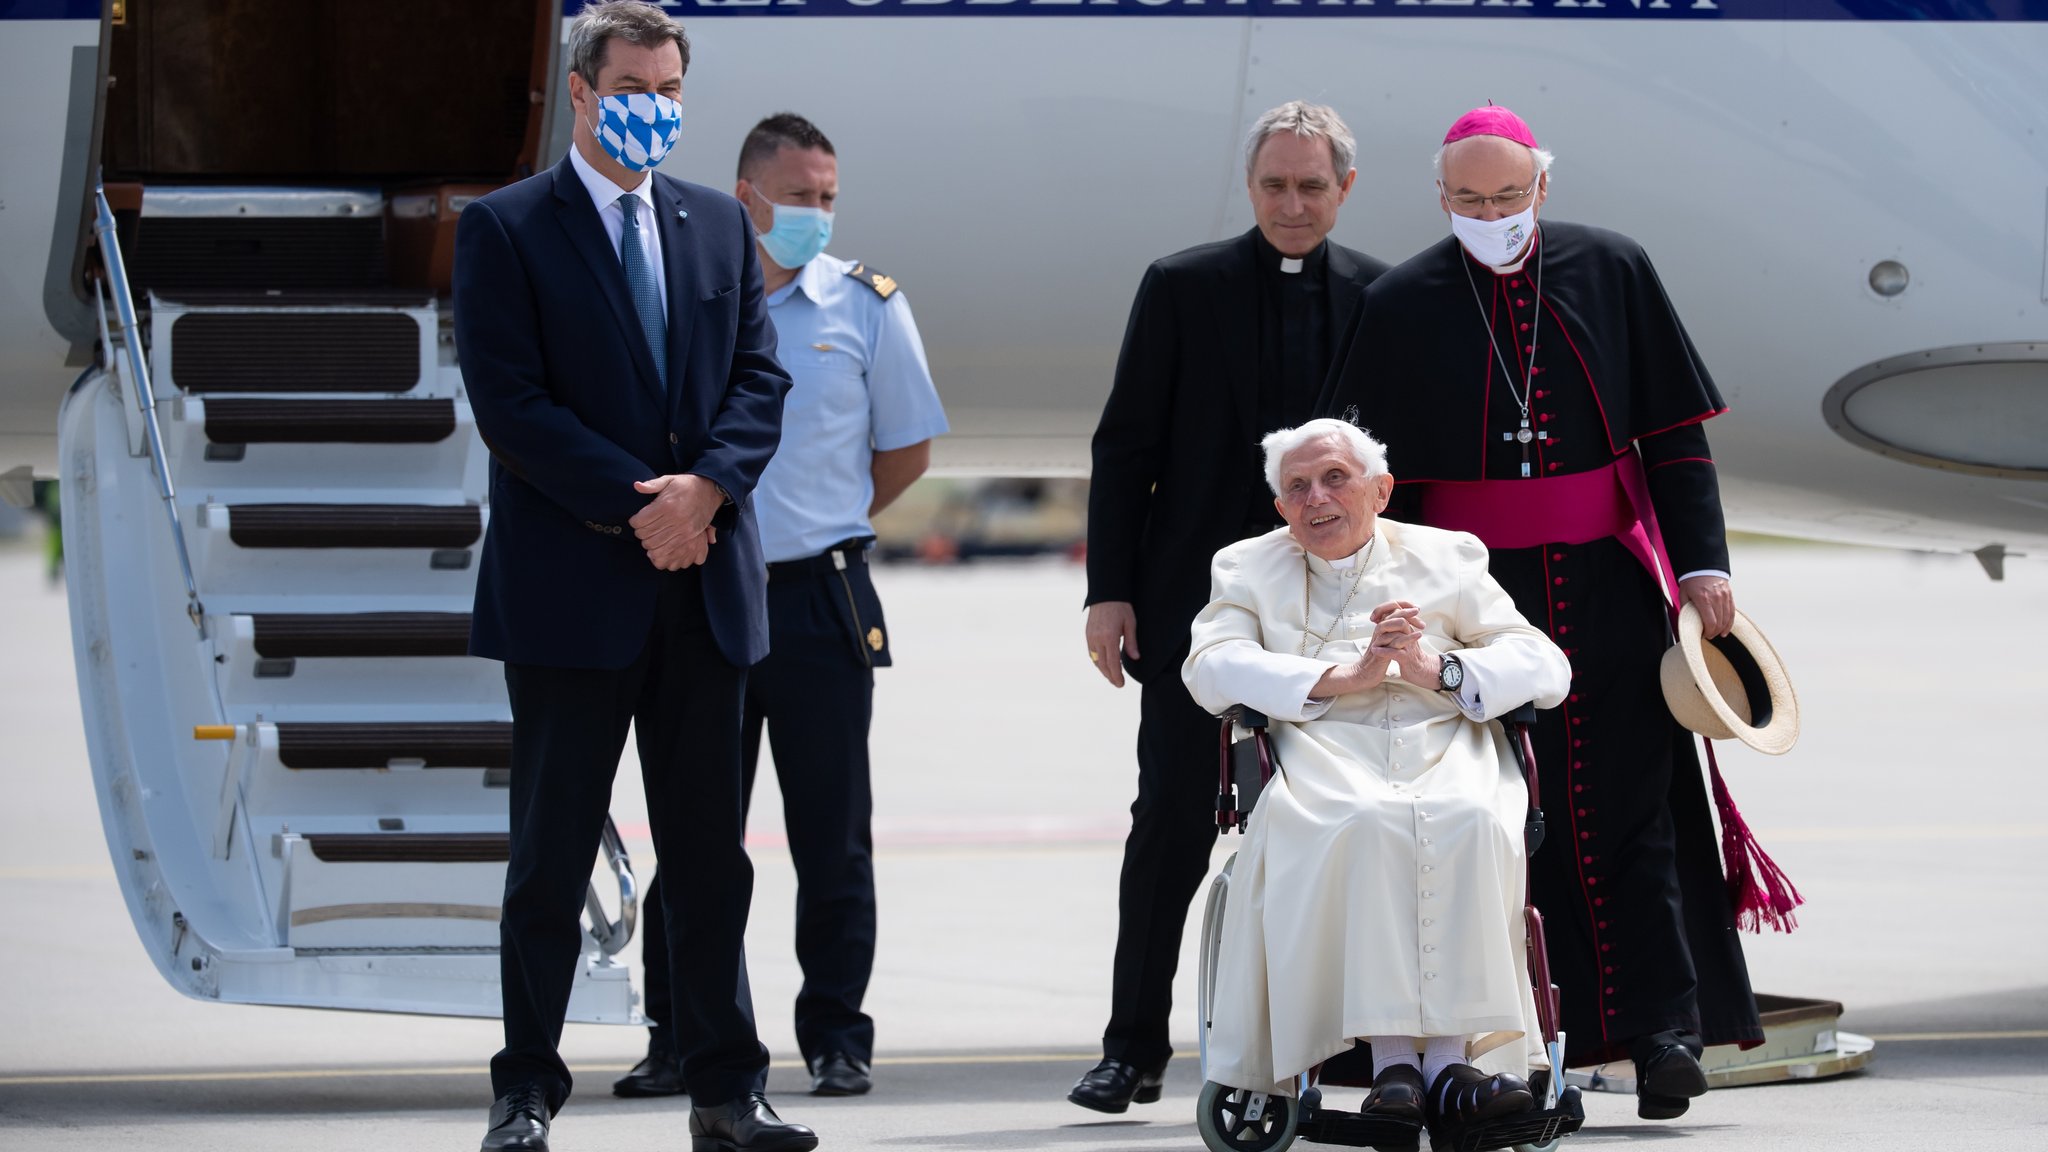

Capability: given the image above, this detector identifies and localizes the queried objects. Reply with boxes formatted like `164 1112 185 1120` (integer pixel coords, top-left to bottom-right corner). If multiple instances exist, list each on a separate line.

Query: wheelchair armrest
1232 706 1270 731
1506 703 1540 728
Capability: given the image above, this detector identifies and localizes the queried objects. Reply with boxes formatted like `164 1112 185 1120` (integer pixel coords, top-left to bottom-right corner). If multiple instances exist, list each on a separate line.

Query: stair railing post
92 182 206 635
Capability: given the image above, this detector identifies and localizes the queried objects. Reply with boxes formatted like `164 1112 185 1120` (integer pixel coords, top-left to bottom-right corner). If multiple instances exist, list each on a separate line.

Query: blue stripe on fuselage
0 0 101 17
565 0 2046 17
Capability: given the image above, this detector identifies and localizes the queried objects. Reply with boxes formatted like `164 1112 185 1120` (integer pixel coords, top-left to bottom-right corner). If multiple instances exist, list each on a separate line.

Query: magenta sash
1416 457 1679 606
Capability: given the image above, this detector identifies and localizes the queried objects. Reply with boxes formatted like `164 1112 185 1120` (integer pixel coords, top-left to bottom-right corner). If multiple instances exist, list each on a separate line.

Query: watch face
1442 659 1463 689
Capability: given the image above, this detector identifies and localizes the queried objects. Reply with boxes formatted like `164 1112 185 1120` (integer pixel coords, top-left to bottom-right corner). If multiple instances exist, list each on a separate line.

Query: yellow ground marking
0 1051 1105 1087
7 1034 2048 1087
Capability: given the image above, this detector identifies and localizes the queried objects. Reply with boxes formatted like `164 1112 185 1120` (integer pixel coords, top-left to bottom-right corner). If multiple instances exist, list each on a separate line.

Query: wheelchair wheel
1197 1080 1299 1152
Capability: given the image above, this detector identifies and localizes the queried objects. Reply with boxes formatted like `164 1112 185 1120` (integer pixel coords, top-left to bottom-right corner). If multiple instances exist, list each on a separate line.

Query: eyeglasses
1443 176 1540 214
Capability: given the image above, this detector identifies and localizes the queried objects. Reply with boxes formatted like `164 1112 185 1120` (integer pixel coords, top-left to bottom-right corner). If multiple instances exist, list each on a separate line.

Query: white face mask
1449 201 1539 268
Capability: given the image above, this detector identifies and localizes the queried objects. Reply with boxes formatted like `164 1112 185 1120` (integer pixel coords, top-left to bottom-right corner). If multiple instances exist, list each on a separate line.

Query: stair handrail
91 182 206 634
584 815 638 957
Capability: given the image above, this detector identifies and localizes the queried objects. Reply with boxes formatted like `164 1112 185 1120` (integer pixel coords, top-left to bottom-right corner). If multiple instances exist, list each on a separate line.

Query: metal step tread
204 399 457 445
249 612 472 658
277 721 511 770
170 311 421 394
225 503 481 549
304 832 509 864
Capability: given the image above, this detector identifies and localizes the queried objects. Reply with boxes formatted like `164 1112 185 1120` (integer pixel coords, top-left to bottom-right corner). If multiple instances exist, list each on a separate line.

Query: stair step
304 832 509 864
205 399 456 445
276 722 511 770
132 216 388 296
227 504 481 549
250 612 472 659
171 311 421 394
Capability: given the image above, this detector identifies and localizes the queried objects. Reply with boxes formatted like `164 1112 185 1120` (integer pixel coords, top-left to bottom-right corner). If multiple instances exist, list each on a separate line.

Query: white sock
1369 1036 1421 1079
1422 1035 1469 1085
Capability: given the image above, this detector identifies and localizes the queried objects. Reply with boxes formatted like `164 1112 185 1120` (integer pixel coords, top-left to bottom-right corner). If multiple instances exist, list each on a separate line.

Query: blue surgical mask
750 187 833 270
588 90 682 173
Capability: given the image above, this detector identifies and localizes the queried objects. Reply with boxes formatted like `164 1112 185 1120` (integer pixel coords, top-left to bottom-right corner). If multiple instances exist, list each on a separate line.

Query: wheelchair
1195 704 1585 1152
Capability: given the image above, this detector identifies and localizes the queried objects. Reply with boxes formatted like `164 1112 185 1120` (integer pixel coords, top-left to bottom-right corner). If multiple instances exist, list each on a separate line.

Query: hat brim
1659 603 1799 756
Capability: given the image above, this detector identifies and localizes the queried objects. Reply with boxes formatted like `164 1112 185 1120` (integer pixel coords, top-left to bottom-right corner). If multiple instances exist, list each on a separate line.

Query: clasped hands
1311 600 1443 699
629 474 723 571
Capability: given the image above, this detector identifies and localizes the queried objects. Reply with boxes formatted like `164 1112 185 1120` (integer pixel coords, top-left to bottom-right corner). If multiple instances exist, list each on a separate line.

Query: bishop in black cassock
1321 107 1770 1119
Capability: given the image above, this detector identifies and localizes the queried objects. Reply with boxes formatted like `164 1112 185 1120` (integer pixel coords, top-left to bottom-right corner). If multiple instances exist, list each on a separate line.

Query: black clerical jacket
1087 228 1389 684
1321 221 1730 578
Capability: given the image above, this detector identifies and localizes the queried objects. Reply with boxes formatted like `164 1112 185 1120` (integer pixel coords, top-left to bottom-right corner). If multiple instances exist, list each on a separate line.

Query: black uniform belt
767 538 872 582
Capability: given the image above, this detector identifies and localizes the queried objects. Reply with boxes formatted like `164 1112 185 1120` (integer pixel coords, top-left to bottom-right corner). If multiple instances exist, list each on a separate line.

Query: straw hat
1659 603 1800 755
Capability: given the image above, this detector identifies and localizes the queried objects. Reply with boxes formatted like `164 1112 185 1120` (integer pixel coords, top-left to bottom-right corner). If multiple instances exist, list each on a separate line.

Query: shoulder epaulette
843 262 899 300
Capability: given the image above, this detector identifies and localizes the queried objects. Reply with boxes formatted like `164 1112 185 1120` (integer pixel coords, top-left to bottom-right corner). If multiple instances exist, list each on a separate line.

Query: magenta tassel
1703 742 1803 933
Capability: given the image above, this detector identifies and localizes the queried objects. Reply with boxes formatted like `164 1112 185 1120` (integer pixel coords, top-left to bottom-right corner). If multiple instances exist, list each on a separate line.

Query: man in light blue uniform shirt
619 112 947 1103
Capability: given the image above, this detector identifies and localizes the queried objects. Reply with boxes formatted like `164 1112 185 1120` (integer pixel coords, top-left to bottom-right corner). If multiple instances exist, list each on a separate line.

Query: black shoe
1425 1063 1535 1126
808 1051 872 1096
1632 1030 1708 1120
481 1084 551 1152
1360 1064 1426 1123
613 1042 686 1098
1067 1058 1166 1114
689 1092 819 1152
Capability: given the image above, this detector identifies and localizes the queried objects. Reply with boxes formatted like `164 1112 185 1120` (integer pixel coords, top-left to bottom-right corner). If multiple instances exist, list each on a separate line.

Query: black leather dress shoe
689 1092 819 1152
1425 1063 1535 1126
481 1084 552 1152
1360 1064 1425 1122
1632 1030 1708 1120
1067 1058 1166 1113
613 1043 686 1098
808 1051 872 1096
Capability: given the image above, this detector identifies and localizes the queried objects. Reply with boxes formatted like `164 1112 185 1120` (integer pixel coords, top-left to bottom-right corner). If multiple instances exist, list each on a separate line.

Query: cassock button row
1421 838 1433 846
1421 865 1434 873
1423 890 1435 899
1422 919 1434 927
1423 945 1437 953
1425 973 1438 981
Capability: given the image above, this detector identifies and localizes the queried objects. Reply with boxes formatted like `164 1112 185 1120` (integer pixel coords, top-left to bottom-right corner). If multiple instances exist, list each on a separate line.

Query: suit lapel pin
676 208 688 219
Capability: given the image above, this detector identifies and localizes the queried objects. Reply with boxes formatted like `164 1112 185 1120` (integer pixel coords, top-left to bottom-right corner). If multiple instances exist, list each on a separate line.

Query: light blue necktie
617 194 668 393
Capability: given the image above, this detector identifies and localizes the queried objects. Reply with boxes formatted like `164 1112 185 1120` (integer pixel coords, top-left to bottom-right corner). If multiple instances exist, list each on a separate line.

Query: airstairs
59 186 639 1019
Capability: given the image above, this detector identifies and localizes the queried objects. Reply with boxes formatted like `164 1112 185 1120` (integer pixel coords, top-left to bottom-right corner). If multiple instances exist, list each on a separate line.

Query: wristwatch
1437 654 1465 693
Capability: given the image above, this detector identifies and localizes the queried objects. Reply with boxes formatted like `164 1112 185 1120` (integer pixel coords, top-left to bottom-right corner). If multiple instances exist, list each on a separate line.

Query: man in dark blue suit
453 5 814 1151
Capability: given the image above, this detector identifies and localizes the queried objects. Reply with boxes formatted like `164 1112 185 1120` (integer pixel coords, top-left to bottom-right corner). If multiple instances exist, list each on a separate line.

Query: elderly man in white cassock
1185 418 1571 1131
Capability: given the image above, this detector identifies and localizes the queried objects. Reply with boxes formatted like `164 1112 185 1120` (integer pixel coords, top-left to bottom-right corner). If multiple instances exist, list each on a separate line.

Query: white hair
1244 101 1357 181
1432 139 1555 184
1261 419 1389 497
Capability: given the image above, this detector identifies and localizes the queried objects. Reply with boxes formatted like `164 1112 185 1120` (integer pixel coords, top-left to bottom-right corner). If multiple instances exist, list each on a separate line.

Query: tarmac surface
2 529 2045 1151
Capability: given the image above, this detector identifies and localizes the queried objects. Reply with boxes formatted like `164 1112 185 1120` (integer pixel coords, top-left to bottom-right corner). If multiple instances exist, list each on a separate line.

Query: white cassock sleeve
1440 532 1571 721
1182 546 1339 722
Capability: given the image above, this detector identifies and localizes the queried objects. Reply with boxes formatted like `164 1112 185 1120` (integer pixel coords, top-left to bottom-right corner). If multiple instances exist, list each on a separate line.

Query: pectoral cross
1505 419 1547 478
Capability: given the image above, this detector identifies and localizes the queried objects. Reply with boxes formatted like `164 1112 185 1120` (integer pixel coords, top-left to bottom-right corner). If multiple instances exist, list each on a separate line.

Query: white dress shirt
569 144 667 317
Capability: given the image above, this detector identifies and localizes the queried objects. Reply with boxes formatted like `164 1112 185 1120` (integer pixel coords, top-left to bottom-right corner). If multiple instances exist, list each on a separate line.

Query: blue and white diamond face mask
590 91 682 172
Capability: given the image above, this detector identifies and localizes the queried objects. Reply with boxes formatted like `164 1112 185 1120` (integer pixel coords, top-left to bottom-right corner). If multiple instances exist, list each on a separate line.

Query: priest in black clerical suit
1323 106 1776 1122
1072 101 1390 1113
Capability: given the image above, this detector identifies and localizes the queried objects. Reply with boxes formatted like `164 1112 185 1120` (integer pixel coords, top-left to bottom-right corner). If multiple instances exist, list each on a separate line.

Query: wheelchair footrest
1428 1086 1584 1152
1296 1105 1423 1151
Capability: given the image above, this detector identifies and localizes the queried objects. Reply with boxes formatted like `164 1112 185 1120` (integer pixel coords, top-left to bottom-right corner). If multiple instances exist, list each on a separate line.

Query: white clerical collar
1327 552 1356 570
1279 256 1304 274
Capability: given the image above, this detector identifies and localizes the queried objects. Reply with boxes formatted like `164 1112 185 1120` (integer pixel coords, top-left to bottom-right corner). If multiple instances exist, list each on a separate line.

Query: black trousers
493 571 768 1111
644 559 881 1065
1102 657 1221 1070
